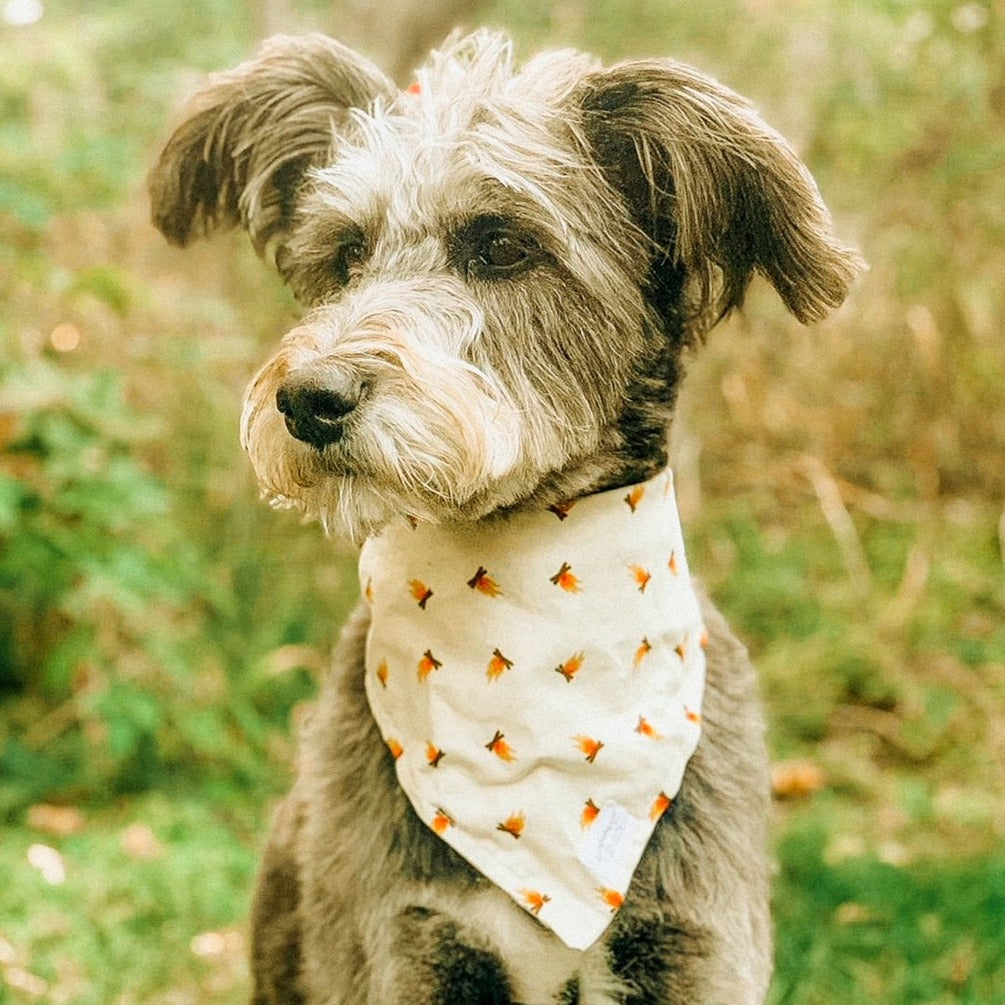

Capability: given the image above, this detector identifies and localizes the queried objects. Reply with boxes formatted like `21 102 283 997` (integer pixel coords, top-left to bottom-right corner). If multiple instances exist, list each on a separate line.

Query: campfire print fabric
359 469 707 950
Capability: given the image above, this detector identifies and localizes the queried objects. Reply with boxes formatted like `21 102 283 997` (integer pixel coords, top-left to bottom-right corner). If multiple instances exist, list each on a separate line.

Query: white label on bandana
577 802 644 888
359 468 706 951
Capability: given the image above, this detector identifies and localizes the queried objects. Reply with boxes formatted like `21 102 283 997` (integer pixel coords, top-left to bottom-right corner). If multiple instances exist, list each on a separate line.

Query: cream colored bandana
359 469 706 951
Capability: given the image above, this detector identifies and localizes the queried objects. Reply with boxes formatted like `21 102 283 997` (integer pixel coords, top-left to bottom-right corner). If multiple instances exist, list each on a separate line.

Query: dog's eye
332 235 369 285
480 233 533 272
451 216 545 281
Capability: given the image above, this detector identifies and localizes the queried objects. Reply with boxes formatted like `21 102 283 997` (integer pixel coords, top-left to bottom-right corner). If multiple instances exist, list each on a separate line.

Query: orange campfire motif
668 551 679 575
650 791 672 820
386 738 403 759
675 641 687 661
555 651 585 683
549 562 582 593
486 648 513 682
548 501 574 521
598 887 625 912
376 660 389 689
485 730 517 762
633 637 652 669
432 807 454 835
574 735 604 763
624 485 645 512
700 628 710 650
364 578 374 603
630 564 652 593
686 708 702 725
496 811 526 839
466 566 502 597
409 579 433 609
417 649 442 681
635 715 664 740
426 742 445 768
519 889 551 916
581 798 601 829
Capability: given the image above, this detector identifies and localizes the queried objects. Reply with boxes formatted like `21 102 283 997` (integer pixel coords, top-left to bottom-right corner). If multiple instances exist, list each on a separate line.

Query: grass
771 817 1005 1004
1 0 1003 1001
1 794 259 1004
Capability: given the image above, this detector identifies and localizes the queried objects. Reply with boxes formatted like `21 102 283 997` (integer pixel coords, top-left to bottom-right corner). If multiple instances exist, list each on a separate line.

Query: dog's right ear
149 34 395 257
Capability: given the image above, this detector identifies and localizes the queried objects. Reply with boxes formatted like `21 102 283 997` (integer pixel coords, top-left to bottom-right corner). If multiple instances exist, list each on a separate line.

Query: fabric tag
577 802 645 888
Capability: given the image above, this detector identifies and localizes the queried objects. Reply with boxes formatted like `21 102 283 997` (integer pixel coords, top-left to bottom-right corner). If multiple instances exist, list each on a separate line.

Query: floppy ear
578 60 865 335
149 33 395 257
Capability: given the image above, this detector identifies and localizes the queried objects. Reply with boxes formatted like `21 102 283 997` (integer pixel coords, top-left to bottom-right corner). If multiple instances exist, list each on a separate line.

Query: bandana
359 469 706 950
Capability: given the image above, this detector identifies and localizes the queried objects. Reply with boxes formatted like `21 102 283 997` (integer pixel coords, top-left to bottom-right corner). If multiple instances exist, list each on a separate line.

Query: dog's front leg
291 603 515 1004
362 899 515 1005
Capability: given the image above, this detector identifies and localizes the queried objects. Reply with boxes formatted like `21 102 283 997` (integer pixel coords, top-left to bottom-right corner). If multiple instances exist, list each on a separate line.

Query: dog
149 30 863 1004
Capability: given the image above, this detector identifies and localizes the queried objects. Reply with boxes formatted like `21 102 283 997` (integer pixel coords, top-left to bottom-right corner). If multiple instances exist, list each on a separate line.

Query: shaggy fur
150 30 863 1004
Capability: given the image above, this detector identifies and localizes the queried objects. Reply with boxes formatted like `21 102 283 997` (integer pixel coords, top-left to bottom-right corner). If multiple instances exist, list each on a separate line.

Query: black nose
275 372 360 449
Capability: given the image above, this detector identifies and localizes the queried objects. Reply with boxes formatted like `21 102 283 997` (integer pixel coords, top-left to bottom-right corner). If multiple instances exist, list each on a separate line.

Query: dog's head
150 31 863 539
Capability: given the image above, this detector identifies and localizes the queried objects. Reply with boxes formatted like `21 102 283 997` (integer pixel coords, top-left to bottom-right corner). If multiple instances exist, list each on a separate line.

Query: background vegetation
1 0 1002 1001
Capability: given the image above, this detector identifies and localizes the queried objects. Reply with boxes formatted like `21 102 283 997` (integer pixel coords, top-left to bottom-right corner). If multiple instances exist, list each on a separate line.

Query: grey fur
150 30 863 1004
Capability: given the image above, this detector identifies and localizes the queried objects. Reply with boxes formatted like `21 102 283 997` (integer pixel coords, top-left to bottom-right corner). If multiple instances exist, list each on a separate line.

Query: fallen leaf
26 804 84 837
120 822 163 861
771 759 826 798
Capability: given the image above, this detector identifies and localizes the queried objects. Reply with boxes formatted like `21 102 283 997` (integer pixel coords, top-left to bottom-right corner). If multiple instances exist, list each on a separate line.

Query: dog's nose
275 370 360 449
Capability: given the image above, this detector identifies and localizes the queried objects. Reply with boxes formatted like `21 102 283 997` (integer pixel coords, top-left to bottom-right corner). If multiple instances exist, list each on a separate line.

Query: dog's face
150 32 863 539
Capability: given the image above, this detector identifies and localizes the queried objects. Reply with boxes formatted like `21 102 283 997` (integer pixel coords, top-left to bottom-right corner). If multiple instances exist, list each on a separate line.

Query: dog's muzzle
276 368 363 449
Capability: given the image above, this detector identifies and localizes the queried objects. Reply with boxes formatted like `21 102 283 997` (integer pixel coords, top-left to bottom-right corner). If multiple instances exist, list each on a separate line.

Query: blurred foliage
0 349 329 812
0 1 359 820
0 0 1003 1001
0 794 259 1003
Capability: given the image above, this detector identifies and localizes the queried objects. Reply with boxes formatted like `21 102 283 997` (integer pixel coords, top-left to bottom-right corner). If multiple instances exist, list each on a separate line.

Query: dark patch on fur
607 914 713 1004
429 936 513 1005
578 112 703 337
608 329 677 485
555 975 580 1004
396 908 514 1005
580 79 689 345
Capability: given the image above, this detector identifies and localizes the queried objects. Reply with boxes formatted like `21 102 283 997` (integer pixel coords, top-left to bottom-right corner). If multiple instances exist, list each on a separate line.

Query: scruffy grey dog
150 30 862 1005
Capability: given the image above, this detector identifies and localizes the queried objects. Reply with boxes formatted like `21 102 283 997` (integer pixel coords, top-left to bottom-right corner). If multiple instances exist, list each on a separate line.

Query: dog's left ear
577 60 865 334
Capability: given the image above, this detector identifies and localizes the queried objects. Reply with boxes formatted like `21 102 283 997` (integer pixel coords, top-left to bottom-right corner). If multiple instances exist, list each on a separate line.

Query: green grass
6 794 1003 1004
771 818 1005 1005
1 0 1003 1000
1 794 260 1004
